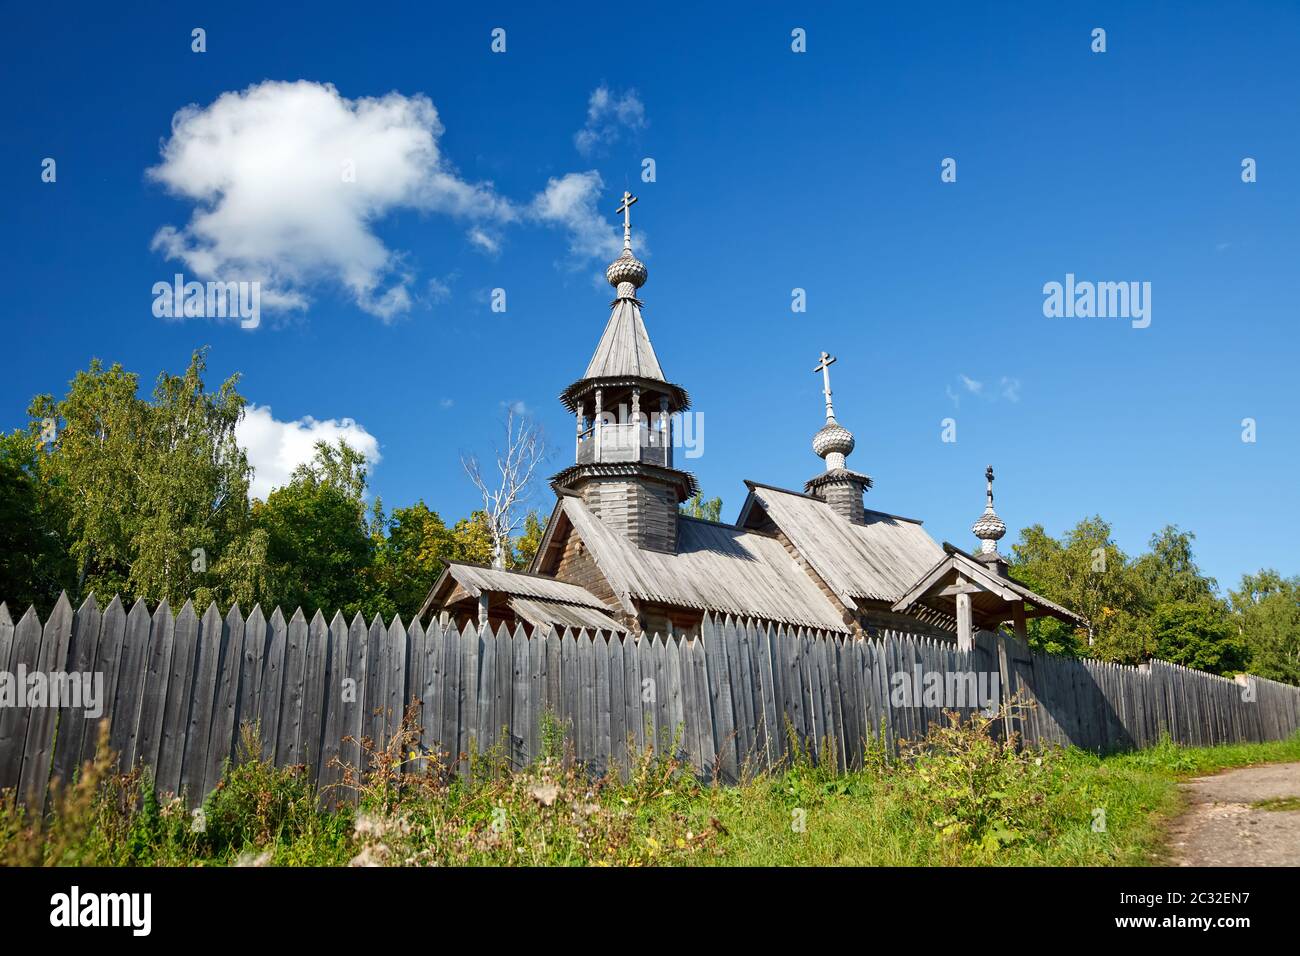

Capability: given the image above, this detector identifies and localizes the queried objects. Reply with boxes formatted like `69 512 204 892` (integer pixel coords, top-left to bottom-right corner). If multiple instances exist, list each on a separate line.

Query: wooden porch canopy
418 561 628 635
891 543 1087 649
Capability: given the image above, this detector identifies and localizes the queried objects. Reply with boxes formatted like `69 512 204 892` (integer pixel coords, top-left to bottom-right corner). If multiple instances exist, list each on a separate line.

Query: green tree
449 511 495 567
1146 598 1245 674
0 429 75 613
254 438 373 618
1133 525 1217 604
367 500 458 620
29 359 144 600
27 350 266 609
511 510 545 570
129 351 267 609
681 493 723 522
1231 570 1300 684
1009 516 1139 658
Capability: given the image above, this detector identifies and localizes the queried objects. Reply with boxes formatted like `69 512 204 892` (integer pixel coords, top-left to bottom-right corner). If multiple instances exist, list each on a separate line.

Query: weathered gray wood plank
110 598 153 771
49 594 102 794
0 607 43 794
134 599 176 782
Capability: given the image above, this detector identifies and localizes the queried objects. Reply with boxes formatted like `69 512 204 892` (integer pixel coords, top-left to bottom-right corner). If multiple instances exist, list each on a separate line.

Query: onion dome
810 352 858 471
813 420 855 469
971 465 1007 556
606 249 647 297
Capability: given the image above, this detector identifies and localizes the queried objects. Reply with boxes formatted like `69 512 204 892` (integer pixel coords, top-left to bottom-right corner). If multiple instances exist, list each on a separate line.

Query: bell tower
550 192 696 553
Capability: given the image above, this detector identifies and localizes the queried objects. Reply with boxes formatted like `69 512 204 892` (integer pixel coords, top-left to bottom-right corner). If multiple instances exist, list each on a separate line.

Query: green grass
4 712 1298 867
1252 796 1300 812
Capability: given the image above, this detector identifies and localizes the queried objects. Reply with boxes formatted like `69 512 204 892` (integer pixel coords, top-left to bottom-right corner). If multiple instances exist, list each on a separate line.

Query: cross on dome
971 464 1007 556
811 351 855 470
616 190 638 252
606 191 647 297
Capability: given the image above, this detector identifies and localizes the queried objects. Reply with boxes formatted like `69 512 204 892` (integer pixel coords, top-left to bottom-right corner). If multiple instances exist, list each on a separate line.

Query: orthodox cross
985 465 995 506
814 351 837 421
616 191 638 251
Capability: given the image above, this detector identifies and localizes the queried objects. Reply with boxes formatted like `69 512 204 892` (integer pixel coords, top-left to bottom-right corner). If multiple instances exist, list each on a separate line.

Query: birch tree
461 407 548 569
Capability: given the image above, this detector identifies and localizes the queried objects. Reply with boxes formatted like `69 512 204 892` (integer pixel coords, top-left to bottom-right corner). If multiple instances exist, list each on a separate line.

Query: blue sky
2 2 1297 592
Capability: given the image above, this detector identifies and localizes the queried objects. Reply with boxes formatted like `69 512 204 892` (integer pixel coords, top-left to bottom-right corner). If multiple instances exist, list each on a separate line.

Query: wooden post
575 399 584 458
477 594 489 632
594 388 604 461
1012 600 1027 641
955 575 973 651
659 396 670 468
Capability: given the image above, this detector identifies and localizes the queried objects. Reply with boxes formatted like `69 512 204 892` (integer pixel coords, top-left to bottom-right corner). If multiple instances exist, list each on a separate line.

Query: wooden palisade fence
2 594 1299 813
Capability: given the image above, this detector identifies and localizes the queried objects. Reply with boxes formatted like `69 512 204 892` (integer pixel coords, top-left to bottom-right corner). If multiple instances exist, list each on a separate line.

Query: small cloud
947 373 1021 408
440 398 454 409
574 85 646 156
502 399 530 416
468 227 501 255
425 276 452 305
528 171 623 264
237 404 380 500
1215 242 1231 252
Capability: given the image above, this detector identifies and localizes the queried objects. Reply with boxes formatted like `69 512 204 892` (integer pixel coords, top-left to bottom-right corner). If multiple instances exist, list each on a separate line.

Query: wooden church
420 194 1084 648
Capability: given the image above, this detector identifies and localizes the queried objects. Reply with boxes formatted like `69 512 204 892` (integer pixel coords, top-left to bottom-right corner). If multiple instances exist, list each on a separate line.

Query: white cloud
467 226 501 254
236 403 381 499
574 86 646 155
529 171 624 263
948 374 1021 408
149 80 513 322
149 81 634 323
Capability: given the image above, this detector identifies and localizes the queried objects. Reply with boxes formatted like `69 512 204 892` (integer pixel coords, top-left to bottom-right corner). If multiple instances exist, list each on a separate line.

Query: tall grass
3 703 1297 867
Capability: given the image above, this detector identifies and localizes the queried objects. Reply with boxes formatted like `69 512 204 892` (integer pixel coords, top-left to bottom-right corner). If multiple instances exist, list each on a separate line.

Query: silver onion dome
971 465 1006 555
812 420 856 460
606 249 648 292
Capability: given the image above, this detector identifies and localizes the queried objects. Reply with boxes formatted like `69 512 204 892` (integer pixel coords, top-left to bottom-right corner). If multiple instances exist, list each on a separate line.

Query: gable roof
418 560 611 619
891 543 1087 629
559 496 850 633
740 481 945 606
505 596 628 634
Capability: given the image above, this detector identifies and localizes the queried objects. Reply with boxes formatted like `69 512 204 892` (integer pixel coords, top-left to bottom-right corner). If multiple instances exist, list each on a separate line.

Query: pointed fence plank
180 603 224 806
299 610 330 787
0 607 44 794
133 601 175 780
110 599 153 771
19 596 74 808
258 608 288 765
49 594 102 795
512 626 531 769
340 613 368 793
318 611 350 803
3 597 1300 810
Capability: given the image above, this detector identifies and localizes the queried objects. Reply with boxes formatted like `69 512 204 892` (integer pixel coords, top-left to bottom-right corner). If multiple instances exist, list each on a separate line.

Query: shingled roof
559 496 851 633
740 481 945 605
417 561 626 633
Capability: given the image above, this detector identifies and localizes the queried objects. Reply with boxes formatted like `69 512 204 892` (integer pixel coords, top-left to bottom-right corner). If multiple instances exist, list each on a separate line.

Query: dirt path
1166 761 1300 866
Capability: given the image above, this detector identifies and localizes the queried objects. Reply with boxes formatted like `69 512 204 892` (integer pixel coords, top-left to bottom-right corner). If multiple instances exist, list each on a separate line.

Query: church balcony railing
576 422 672 468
